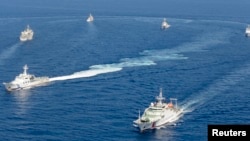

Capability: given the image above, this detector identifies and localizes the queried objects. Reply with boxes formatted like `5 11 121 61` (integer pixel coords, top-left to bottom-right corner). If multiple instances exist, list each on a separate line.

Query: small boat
133 88 183 132
3 65 49 91
86 13 94 22
20 25 34 41
245 25 250 37
161 18 170 29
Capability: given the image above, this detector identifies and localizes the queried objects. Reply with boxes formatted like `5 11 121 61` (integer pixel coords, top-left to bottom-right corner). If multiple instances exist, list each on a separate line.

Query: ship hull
162 25 170 29
20 37 28 42
133 109 183 132
3 77 49 91
20 34 33 42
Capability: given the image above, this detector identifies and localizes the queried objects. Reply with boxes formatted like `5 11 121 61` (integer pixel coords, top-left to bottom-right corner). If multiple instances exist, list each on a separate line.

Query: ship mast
23 64 28 75
156 88 165 105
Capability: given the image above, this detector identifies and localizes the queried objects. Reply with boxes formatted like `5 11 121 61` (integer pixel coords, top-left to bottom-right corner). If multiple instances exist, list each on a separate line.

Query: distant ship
133 88 183 132
3 65 49 91
245 25 250 37
86 13 94 22
161 18 170 29
20 25 34 41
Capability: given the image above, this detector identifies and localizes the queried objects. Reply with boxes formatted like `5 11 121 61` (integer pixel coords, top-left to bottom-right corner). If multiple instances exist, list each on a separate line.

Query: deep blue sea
0 0 250 141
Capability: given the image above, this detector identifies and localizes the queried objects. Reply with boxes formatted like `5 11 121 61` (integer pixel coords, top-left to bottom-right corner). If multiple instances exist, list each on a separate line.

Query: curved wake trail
49 51 187 82
49 29 228 82
180 63 250 113
0 42 22 65
49 67 122 81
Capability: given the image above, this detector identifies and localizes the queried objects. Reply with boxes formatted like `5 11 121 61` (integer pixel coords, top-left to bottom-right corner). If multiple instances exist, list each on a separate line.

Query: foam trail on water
49 30 228 82
91 52 187 69
49 48 187 81
0 42 22 65
142 30 229 57
49 67 122 81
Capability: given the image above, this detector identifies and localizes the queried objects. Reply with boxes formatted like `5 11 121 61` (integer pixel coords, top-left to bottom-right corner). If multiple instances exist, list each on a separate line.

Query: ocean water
0 0 250 141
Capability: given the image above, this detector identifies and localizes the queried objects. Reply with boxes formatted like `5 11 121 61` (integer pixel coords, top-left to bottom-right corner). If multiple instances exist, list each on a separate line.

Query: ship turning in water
133 88 183 132
3 65 49 91
20 25 34 42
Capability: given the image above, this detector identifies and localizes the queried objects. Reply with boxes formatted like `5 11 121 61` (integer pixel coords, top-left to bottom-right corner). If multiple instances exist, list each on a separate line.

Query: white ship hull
20 35 33 41
162 23 170 29
133 109 182 132
20 32 33 41
3 77 49 91
87 18 93 22
20 37 28 42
